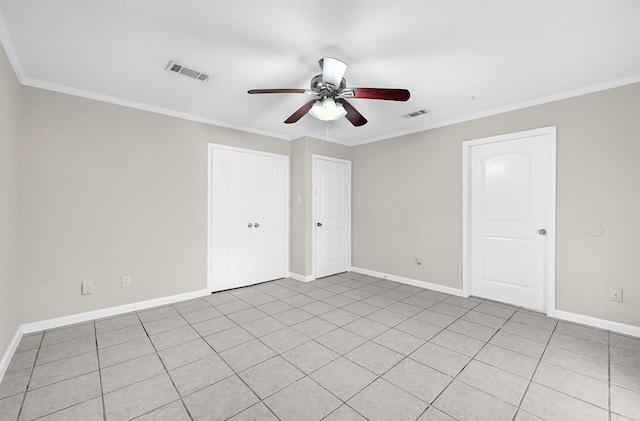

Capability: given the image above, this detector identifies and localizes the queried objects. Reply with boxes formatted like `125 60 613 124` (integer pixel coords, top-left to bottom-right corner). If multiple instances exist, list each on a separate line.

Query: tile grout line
15 329 101 419
311 289 477 420
170 297 282 421
219 277 430 420
511 315 559 421
2 282 482 416
254 277 475 420
531 324 616 413
94 319 108 421
15 331 44 421
7 275 633 421
204 338 281 420
424 302 513 418
331 291 525 419
512 313 558 421
134 310 196 421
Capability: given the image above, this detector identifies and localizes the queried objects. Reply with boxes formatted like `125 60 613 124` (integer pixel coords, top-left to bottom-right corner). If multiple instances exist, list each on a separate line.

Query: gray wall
289 138 306 276
353 83 640 327
9 82 351 331
18 87 290 324
0 41 21 361
290 137 352 277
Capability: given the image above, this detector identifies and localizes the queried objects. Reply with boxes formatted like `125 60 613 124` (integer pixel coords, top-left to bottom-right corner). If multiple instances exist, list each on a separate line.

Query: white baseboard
21 289 210 334
348 267 640 338
549 309 640 338
288 272 315 283
0 325 25 383
349 267 466 297
1 288 209 382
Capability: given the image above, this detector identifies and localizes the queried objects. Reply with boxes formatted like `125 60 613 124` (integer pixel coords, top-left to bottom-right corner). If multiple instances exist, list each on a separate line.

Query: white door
467 129 554 311
314 156 351 279
211 146 288 291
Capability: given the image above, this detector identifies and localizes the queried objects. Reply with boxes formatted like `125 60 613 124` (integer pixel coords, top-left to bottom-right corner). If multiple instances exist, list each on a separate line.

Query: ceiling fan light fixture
308 97 347 121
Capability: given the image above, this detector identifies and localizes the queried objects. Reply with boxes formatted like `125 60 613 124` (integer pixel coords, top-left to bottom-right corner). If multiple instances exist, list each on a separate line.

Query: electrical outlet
416 257 423 268
609 288 623 302
81 282 92 295
121 276 131 288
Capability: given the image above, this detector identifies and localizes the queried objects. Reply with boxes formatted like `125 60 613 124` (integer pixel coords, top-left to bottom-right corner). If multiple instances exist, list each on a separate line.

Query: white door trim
312 154 352 280
462 126 556 313
207 143 290 292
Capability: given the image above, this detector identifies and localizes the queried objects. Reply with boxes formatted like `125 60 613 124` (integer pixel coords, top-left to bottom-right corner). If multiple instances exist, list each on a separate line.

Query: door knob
538 228 547 236
254 223 260 228
248 223 253 228
317 222 323 227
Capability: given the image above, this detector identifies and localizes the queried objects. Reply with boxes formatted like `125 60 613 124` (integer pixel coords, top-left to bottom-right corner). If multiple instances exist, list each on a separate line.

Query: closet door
211 146 288 291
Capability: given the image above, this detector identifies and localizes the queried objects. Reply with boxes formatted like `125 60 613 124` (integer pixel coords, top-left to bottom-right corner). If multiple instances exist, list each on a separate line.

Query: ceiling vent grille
166 61 210 82
404 109 430 118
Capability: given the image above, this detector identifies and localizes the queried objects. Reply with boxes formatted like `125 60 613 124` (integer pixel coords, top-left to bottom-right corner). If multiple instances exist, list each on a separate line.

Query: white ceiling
1 0 640 145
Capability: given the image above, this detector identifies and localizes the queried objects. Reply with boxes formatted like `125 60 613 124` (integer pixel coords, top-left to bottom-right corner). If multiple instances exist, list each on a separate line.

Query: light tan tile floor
1 272 639 420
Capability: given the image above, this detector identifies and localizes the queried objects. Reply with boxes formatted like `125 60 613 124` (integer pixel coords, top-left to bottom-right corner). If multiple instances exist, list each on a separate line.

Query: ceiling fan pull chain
326 121 330 141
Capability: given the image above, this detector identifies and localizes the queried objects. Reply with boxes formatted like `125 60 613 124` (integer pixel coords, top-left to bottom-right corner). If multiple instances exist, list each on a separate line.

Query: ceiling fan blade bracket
247 88 311 95
344 88 410 101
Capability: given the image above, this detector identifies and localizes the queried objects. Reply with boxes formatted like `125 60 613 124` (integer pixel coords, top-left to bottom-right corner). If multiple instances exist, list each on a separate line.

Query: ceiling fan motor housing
310 74 346 96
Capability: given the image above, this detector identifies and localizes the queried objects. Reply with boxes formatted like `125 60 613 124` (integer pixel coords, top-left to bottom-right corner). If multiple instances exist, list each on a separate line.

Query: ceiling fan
248 57 410 127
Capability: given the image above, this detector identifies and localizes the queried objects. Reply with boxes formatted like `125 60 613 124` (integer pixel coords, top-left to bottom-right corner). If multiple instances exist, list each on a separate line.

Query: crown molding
22 76 293 141
3 11 639 147
351 74 640 146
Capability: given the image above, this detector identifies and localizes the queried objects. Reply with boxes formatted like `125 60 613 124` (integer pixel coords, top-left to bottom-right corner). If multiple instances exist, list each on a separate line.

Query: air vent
404 109 430 118
166 61 210 82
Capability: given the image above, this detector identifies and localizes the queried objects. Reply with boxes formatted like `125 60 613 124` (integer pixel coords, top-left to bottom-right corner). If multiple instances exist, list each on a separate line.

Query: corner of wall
0 36 23 381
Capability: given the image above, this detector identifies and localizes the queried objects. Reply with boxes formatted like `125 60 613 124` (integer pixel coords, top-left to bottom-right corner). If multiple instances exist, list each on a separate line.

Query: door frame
462 126 556 313
312 154 352 280
207 143 290 293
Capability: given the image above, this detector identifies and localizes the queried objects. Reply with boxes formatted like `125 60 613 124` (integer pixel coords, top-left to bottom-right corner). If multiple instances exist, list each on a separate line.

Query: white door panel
211 147 288 291
470 134 550 310
314 157 351 279
481 153 531 221
482 237 533 288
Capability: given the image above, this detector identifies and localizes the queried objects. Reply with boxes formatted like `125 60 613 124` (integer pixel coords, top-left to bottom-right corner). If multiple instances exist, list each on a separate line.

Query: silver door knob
317 222 323 227
254 223 259 228
248 223 253 228
538 229 547 236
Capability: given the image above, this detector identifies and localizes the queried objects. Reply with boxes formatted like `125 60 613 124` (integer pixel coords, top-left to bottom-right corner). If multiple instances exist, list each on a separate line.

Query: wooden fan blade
321 57 347 89
248 89 307 94
284 100 317 124
343 88 410 101
336 99 367 126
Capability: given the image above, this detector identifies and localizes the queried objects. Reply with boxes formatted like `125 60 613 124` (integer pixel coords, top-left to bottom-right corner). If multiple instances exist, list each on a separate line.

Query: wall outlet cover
121 276 131 288
81 282 92 295
608 288 623 302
